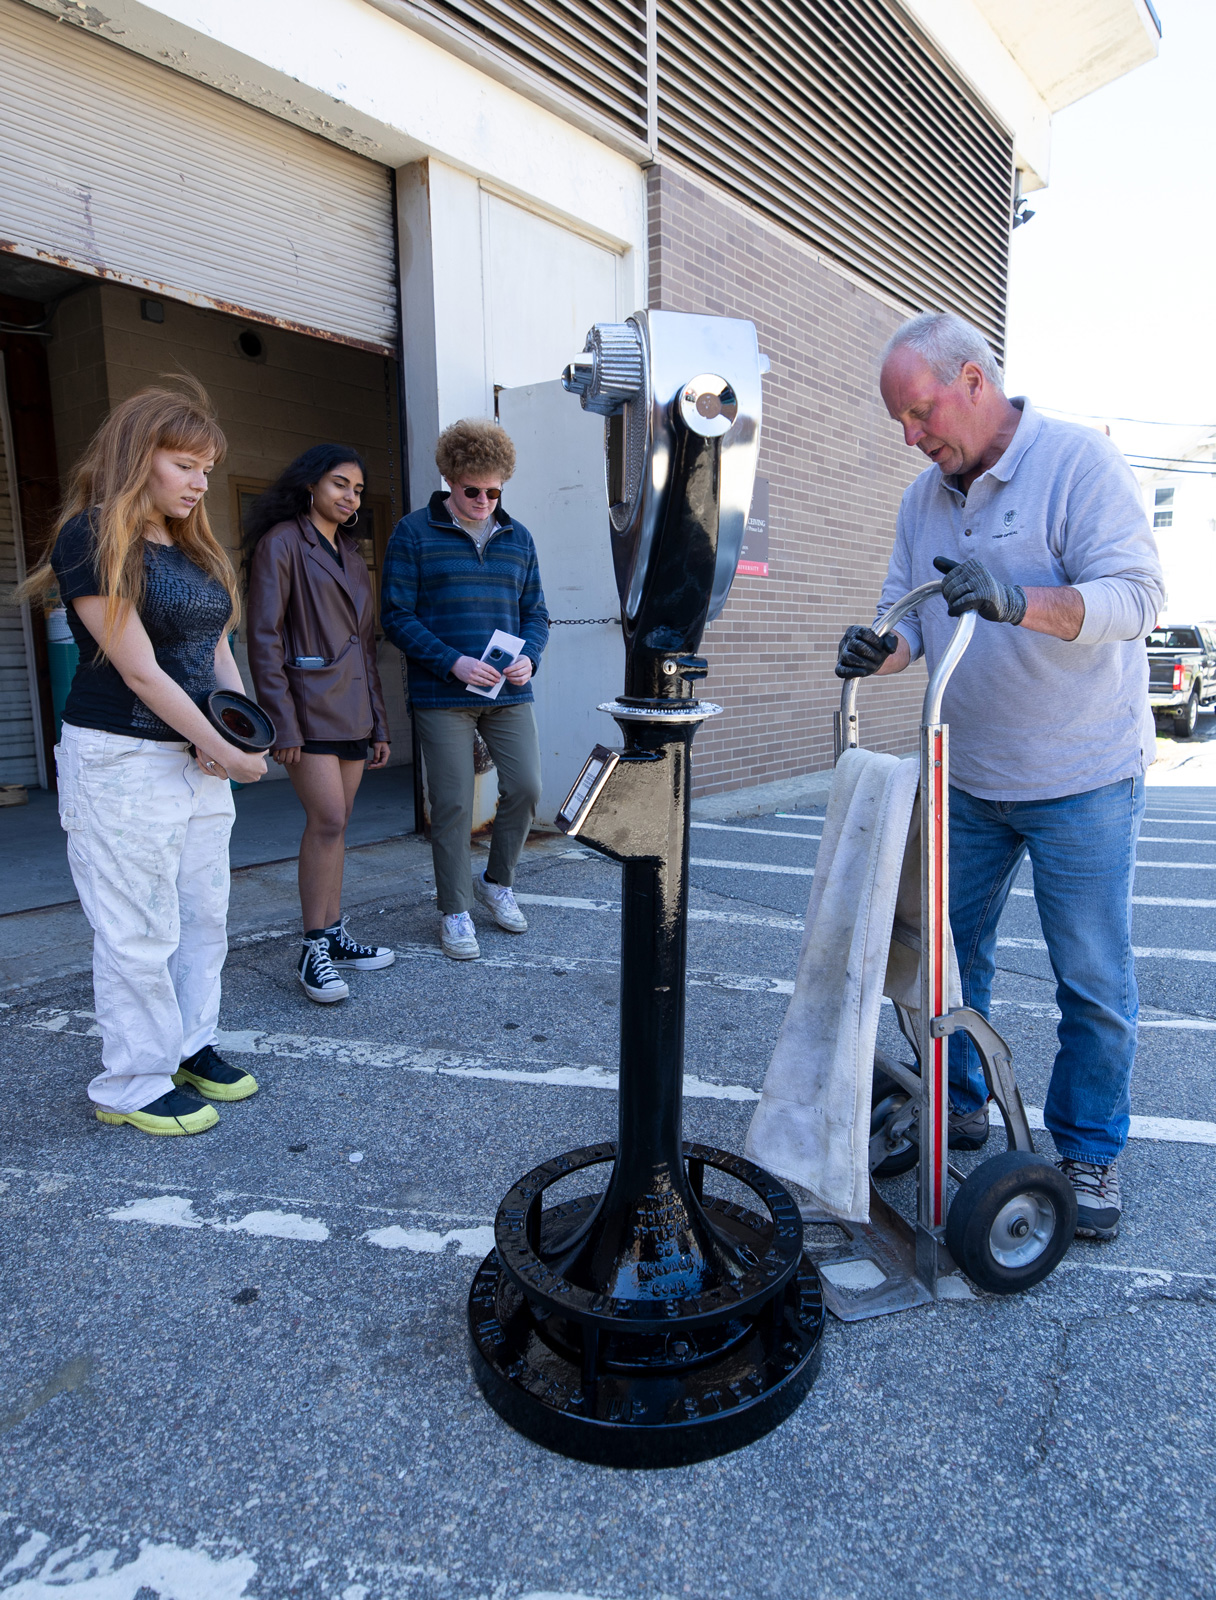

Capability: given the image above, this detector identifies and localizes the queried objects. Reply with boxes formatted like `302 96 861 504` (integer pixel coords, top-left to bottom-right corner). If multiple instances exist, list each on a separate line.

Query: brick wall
648 164 930 795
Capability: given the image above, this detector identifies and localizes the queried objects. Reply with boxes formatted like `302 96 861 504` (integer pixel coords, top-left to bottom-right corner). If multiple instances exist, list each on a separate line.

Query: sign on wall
737 477 769 577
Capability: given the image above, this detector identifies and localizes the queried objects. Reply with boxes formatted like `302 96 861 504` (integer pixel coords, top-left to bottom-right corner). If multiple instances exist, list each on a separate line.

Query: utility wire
1039 406 1216 429
1126 453 1216 466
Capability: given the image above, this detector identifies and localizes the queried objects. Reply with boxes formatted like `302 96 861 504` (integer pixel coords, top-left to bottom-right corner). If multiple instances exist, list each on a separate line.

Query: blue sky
1003 0 1216 466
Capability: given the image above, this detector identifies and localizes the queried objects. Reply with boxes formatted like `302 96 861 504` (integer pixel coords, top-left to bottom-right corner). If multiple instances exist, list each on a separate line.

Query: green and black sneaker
96 1088 218 1136
173 1043 259 1102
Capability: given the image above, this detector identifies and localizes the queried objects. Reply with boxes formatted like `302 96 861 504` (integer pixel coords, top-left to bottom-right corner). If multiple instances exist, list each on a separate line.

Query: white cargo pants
56 724 235 1113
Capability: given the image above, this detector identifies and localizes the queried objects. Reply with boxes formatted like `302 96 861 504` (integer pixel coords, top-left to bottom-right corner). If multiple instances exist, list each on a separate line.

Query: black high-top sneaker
298 937 350 1003
324 915 395 970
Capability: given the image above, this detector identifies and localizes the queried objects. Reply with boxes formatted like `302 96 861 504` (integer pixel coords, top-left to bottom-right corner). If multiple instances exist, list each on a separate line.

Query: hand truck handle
834 582 976 760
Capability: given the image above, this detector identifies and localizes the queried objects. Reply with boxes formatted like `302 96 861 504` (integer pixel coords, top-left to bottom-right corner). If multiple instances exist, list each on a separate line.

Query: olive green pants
413 701 542 915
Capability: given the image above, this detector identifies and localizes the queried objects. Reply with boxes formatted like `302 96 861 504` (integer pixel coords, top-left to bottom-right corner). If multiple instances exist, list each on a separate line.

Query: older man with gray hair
836 310 1164 1242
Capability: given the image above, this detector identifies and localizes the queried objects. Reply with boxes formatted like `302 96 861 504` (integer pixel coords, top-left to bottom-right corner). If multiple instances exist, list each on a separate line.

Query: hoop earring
343 511 359 529
308 492 314 510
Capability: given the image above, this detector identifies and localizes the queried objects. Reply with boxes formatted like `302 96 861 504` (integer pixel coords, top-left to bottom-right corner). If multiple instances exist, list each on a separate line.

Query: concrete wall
647 165 929 796
44 281 411 770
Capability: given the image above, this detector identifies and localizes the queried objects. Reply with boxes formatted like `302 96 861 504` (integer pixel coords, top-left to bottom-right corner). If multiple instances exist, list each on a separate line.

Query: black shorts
300 739 370 761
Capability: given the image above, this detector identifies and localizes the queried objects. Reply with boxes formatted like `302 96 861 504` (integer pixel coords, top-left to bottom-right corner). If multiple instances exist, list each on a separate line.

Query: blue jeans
946 775 1144 1164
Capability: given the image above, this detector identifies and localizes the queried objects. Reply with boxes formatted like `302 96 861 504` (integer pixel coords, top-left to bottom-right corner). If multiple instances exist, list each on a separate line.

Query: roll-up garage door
0 0 397 353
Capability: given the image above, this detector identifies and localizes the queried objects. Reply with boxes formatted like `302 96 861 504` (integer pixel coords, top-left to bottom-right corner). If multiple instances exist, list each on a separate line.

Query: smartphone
484 645 513 671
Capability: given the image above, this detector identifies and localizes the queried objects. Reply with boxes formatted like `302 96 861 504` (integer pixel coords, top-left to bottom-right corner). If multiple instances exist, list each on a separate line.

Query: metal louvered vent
401 0 649 144
657 0 1014 353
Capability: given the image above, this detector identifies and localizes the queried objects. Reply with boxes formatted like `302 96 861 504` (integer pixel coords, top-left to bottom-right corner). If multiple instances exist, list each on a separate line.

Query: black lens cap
204 690 276 753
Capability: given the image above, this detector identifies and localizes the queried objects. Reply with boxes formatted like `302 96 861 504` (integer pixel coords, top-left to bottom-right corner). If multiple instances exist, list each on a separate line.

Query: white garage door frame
0 0 398 354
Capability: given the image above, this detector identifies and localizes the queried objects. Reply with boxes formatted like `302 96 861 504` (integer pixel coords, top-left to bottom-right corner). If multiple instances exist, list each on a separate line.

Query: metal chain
548 617 621 626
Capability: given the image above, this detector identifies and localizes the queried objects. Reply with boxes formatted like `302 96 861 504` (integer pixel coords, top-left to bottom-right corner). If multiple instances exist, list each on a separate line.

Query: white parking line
1010 886 1216 909
691 856 816 876
1129 894 1216 908
24 1010 1216 1142
25 1010 759 1103
1136 859 1216 870
105 1193 495 1257
1020 1105 1216 1144
1000 935 1216 964
514 892 804 930
691 821 821 841
1138 835 1216 844
700 856 1213 880
694 823 1216 848
518 891 1216 951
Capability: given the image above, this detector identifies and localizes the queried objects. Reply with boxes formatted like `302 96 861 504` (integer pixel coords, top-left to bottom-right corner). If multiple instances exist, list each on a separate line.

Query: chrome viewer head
563 311 766 627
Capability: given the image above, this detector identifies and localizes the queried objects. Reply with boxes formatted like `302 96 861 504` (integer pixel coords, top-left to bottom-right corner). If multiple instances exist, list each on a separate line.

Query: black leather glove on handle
836 625 900 680
933 556 1027 626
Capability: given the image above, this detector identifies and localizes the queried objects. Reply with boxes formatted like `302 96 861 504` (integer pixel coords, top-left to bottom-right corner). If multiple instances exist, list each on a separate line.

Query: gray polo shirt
876 398 1164 802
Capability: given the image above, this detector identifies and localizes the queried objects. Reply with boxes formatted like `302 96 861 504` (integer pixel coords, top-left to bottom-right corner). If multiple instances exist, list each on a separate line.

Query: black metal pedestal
468 709 824 1467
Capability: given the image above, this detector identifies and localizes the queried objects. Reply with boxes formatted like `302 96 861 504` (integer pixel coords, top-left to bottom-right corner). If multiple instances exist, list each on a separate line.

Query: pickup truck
1146 623 1216 737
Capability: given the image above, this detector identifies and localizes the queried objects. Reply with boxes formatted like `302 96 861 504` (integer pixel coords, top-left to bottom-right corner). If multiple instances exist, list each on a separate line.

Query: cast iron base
468 1142 826 1467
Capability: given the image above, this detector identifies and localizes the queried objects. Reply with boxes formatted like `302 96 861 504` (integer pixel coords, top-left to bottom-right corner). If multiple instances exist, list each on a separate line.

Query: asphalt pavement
2 725 1215 1600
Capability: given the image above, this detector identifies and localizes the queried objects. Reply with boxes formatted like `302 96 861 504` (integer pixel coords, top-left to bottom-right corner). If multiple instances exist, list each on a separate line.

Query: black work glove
933 556 1027 626
836 625 900 679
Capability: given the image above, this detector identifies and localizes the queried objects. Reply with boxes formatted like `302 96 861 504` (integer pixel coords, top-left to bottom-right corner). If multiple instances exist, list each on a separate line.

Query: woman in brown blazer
245 445 394 1003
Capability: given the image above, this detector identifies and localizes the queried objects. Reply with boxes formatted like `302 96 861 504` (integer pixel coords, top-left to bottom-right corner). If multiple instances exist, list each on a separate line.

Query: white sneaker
474 871 528 933
440 910 480 960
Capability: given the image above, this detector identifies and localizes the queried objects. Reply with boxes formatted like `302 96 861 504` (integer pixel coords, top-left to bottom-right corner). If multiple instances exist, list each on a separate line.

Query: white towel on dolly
744 747 961 1223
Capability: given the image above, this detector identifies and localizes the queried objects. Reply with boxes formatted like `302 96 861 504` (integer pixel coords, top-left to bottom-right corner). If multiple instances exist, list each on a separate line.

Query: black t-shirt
315 527 344 568
52 511 232 740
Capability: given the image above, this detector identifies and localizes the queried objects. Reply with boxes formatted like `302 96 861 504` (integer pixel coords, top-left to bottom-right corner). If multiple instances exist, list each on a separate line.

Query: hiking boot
324 915 395 970
1058 1157 1121 1240
95 1088 218 1136
440 911 480 960
948 1103 991 1151
878 1058 991 1152
474 871 528 933
173 1043 258 1102
298 937 349 1003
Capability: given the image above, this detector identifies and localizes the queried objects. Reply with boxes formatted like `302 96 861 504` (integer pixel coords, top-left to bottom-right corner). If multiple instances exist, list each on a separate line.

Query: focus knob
562 321 646 416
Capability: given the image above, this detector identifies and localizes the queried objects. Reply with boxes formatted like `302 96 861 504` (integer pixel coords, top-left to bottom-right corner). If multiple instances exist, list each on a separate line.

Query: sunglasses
459 485 502 501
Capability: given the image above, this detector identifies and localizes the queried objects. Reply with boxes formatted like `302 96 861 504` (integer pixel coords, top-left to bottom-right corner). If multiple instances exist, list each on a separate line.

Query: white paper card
465 628 526 700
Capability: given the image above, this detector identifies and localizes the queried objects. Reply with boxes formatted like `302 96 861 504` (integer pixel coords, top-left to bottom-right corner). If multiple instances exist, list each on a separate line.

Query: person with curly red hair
381 419 549 960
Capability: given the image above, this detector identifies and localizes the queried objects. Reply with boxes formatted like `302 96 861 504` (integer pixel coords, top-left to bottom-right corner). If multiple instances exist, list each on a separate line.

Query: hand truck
807 581 1077 1321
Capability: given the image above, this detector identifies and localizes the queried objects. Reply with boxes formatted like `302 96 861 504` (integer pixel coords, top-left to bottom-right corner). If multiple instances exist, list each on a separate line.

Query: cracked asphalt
2 728 1215 1600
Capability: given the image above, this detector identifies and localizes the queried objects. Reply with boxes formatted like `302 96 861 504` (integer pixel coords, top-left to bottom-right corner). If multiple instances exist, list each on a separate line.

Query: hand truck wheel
945 1151 1077 1294
870 1063 919 1179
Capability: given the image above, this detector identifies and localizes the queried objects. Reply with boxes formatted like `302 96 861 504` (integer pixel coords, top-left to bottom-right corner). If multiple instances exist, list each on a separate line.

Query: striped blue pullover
380 491 550 709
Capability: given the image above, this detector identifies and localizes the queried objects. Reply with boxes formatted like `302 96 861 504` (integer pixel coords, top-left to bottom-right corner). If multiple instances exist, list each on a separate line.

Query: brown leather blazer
245 515 389 748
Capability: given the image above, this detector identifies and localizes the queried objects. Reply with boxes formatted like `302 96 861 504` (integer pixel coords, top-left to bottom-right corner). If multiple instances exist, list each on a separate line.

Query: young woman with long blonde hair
22 380 267 1135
